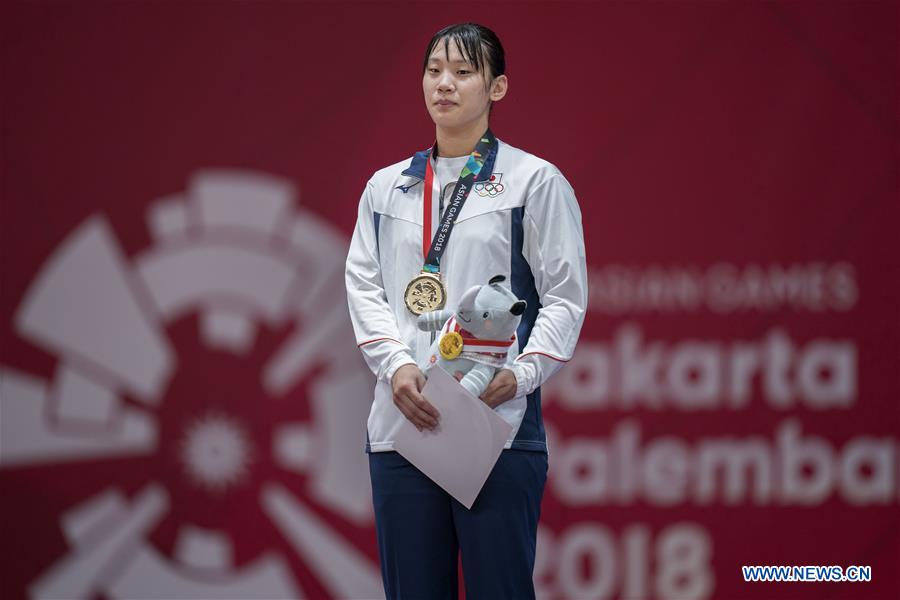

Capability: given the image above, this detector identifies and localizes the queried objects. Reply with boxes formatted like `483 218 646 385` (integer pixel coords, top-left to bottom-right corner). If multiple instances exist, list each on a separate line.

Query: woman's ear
489 74 508 101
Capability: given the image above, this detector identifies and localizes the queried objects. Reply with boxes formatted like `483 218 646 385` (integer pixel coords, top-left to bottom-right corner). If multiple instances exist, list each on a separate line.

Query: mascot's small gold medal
439 331 463 359
404 271 446 315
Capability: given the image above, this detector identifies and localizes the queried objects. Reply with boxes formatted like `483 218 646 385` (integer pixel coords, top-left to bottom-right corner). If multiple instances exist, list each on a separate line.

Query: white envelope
393 365 514 509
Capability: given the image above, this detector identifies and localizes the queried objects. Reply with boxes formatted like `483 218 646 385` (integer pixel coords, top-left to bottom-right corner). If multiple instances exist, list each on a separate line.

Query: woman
345 22 587 599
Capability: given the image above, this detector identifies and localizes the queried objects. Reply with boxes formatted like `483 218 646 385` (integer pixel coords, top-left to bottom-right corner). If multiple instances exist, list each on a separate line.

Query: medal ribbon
421 128 497 271
441 315 516 354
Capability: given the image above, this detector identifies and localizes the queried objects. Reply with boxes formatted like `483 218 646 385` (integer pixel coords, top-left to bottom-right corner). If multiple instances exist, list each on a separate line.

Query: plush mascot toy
417 275 527 398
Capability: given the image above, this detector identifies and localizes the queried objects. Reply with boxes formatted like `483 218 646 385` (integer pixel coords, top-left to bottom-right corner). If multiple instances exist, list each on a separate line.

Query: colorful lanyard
421 129 497 271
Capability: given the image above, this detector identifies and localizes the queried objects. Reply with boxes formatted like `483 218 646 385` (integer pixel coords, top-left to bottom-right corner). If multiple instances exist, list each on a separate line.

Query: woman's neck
435 116 489 158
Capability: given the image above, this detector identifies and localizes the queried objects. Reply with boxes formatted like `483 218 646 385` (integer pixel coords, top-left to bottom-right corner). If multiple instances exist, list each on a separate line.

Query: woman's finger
392 393 423 428
397 392 438 427
412 394 440 421
403 384 440 421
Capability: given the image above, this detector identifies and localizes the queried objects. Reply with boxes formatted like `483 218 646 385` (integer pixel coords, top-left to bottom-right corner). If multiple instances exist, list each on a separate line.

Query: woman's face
422 40 506 132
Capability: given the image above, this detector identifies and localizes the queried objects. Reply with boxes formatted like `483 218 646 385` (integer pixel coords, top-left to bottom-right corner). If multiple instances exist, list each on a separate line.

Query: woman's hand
391 364 440 431
454 368 518 409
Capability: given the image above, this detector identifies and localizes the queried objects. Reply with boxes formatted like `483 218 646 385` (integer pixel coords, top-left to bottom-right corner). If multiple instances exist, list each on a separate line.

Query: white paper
392 365 513 509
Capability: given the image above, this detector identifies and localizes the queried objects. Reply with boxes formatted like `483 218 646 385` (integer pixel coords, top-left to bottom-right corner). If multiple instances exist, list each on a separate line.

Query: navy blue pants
368 449 548 600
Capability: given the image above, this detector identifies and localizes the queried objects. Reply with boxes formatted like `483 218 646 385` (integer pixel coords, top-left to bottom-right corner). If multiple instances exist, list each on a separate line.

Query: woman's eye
457 70 470 75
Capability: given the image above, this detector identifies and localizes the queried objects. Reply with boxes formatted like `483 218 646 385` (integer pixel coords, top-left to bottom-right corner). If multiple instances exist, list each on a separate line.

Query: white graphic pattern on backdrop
0 170 383 599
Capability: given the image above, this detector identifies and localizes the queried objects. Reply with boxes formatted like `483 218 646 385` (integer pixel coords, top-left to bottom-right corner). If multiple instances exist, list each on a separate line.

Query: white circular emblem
1 169 383 598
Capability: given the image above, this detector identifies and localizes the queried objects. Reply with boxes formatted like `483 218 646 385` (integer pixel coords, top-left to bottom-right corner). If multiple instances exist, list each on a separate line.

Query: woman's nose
437 71 455 91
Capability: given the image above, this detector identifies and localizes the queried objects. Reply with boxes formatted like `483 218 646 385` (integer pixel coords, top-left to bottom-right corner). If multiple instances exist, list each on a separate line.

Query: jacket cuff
510 361 535 397
384 354 418 384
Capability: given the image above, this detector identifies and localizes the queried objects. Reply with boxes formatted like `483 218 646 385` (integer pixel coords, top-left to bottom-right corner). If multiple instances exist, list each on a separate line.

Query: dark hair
423 23 505 113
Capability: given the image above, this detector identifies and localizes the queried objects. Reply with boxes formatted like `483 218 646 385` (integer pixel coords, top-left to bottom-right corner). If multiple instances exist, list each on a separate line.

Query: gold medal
404 271 446 315
439 331 464 359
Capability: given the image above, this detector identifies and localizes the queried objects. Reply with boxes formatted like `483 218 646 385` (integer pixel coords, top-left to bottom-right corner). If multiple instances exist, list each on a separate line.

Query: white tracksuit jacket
345 137 587 454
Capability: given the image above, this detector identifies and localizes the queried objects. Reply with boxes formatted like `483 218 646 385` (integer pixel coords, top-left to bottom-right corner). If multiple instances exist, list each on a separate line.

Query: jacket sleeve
345 180 417 383
509 172 588 396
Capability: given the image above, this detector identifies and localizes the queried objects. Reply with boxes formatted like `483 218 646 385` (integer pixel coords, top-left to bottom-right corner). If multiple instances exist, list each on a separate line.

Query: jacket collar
400 139 499 183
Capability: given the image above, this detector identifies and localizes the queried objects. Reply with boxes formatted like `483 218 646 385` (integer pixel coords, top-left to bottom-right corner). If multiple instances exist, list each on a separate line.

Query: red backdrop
2 1 897 599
